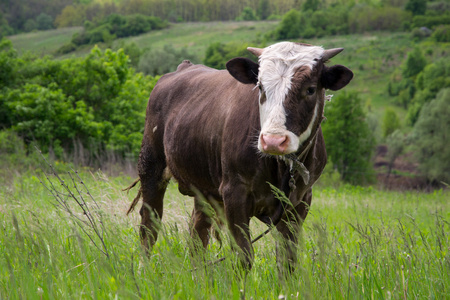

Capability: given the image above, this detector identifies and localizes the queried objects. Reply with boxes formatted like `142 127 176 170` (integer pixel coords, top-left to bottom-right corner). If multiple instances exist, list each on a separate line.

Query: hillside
8 21 416 118
6 22 449 187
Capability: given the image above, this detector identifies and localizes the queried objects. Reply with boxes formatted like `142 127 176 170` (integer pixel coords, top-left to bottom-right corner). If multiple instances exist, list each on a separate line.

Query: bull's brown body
131 43 353 269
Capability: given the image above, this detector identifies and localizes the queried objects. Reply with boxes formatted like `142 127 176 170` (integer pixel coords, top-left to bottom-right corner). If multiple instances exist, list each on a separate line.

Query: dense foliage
203 42 257 69
58 14 167 53
389 49 450 125
0 38 157 162
322 92 376 185
138 44 199 76
269 5 412 40
410 88 450 183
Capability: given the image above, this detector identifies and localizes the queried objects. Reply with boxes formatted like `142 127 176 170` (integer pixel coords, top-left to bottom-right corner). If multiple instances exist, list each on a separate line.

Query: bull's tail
123 178 142 215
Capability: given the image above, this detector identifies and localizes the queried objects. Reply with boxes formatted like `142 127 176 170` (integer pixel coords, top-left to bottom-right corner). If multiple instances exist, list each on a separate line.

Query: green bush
382 108 401 138
432 25 450 42
204 42 255 70
405 0 427 16
348 5 412 33
0 45 159 161
270 6 350 40
411 88 450 182
402 47 427 78
60 14 168 53
412 13 450 28
36 13 54 30
0 39 17 90
272 9 302 40
236 7 258 21
138 44 199 76
322 91 376 185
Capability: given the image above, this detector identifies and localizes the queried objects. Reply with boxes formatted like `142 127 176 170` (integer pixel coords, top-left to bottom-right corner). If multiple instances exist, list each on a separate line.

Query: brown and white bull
127 42 353 269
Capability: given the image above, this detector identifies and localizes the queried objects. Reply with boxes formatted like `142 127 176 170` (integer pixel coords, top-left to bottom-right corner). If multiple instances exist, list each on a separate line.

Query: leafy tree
257 0 270 20
204 42 255 70
36 13 54 30
0 39 17 91
138 44 199 76
405 0 427 16
385 129 405 177
411 88 450 183
322 91 376 185
302 0 320 12
272 9 302 39
402 47 426 78
432 25 450 42
236 7 258 21
0 13 14 38
23 19 38 32
382 108 401 138
0 45 158 161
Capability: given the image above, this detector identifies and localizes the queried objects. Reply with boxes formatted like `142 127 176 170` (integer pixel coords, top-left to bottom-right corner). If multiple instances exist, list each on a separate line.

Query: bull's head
226 42 353 156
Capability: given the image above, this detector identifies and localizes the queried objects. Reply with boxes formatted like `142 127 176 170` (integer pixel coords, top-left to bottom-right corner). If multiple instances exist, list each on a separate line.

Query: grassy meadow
1 162 448 299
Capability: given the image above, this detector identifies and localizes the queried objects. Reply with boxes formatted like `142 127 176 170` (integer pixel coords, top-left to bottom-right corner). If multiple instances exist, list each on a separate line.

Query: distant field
7 27 83 56
117 21 278 59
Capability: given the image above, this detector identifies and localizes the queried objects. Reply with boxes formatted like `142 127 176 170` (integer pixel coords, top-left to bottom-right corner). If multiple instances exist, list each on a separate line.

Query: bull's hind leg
137 143 170 251
190 197 213 249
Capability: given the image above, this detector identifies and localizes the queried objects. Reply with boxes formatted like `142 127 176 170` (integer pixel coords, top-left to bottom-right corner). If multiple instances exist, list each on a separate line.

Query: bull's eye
306 87 316 95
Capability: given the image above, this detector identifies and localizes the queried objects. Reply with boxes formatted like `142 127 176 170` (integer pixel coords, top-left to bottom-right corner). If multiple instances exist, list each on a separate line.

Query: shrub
23 19 38 32
236 7 258 21
272 9 302 40
67 14 168 49
405 0 427 16
322 91 376 185
382 108 401 138
411 88 450 183
36 13 54 30
56 42 77 55
1 46 159 161
348 5 412 33
138 45 199 76
204 42 255 70
402 47 427 78
412 13 450 28
432 25 450 42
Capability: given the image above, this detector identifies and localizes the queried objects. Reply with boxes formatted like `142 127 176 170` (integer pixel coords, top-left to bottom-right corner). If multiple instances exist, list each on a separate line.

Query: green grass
7 27 83 56
117 21 277 58
1 165 448 299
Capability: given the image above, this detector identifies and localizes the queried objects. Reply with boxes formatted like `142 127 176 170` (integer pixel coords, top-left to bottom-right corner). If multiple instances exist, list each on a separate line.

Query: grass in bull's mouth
0 164 448 299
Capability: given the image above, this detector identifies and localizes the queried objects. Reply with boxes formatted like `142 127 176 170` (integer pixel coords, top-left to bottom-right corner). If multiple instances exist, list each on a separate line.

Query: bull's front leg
222 182 254 269
276 188 312 273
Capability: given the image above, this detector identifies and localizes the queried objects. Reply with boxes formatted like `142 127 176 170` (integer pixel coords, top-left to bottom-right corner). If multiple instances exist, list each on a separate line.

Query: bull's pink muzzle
260 134 289 155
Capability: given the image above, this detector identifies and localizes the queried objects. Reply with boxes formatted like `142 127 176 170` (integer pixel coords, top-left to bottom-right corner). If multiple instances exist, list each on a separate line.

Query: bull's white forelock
257 42 325 154
258 42 324 108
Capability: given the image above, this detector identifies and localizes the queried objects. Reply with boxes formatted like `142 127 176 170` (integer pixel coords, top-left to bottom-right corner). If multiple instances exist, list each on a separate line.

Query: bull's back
148 62 259 196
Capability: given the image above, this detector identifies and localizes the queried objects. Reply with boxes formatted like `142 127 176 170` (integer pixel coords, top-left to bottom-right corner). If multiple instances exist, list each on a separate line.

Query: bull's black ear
226 58 259 85
321 65 354 91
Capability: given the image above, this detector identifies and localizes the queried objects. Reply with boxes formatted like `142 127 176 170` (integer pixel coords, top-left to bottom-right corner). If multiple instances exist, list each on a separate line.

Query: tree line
2 0 450 40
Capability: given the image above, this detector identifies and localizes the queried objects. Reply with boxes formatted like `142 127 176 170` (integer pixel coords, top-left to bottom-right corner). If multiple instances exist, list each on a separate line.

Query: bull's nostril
261 134 289 154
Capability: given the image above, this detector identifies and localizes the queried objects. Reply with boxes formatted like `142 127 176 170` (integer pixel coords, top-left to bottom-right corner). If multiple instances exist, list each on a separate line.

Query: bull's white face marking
153 126 158 133
257 42 324 154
